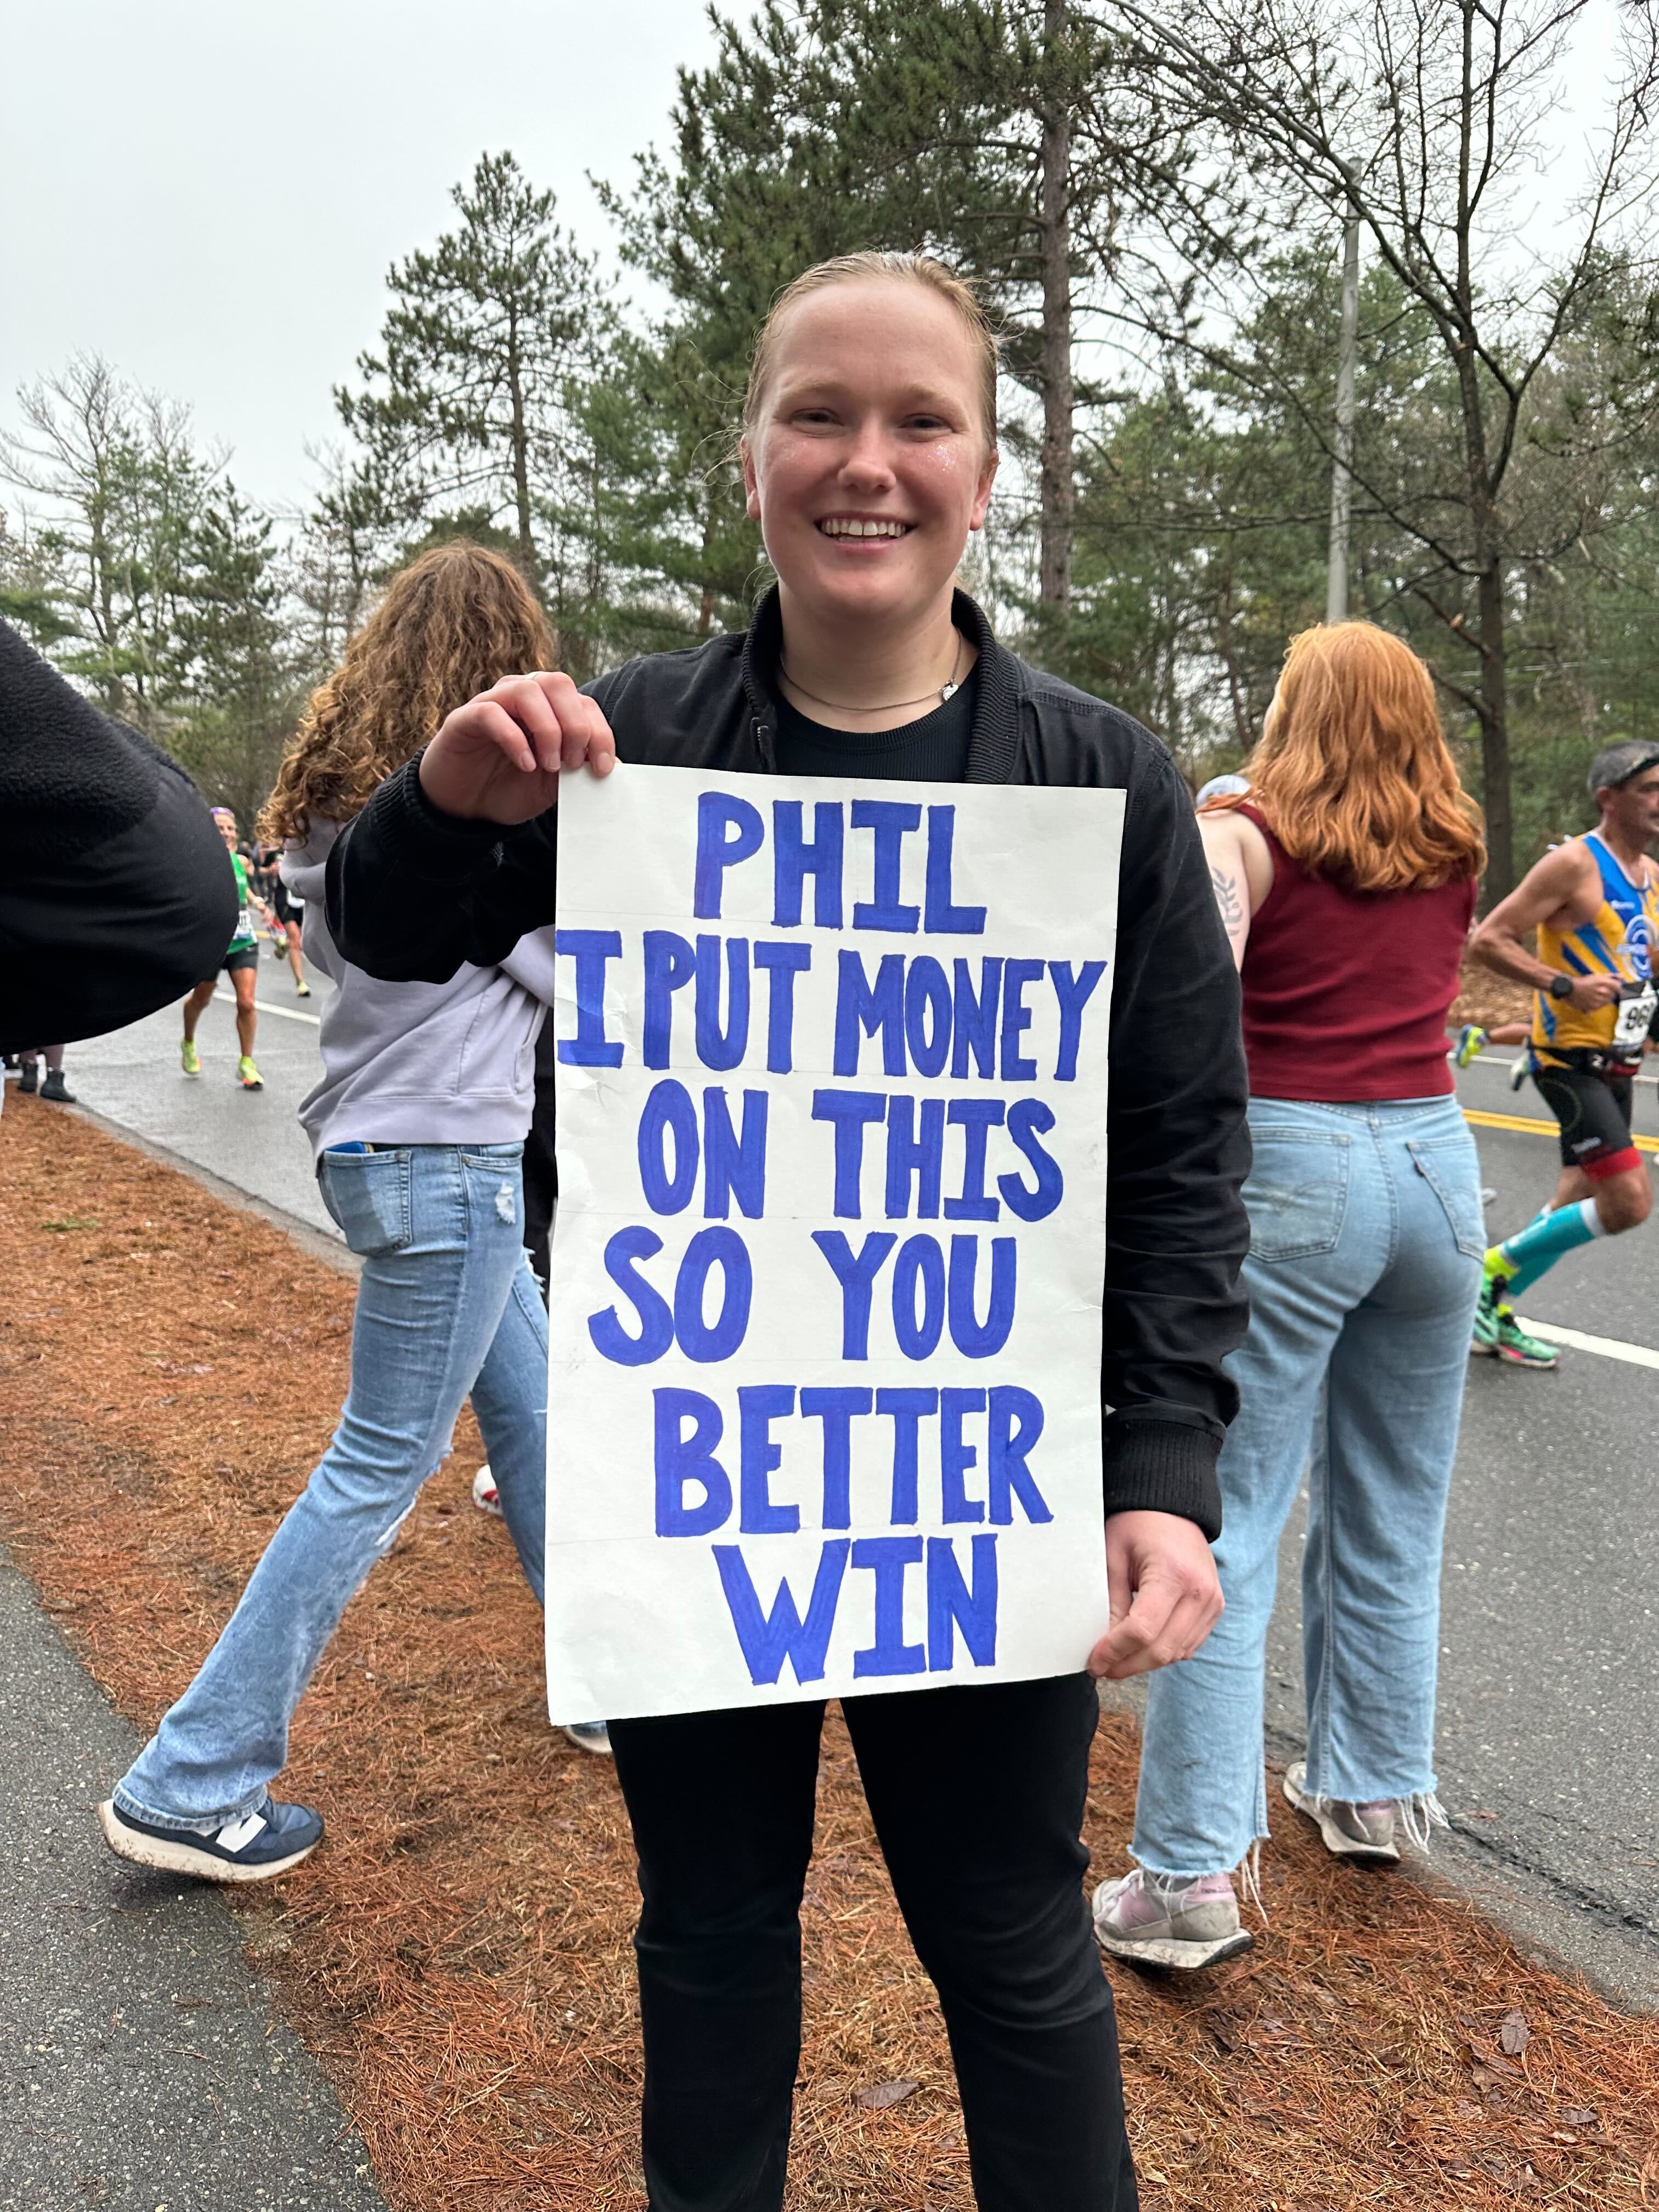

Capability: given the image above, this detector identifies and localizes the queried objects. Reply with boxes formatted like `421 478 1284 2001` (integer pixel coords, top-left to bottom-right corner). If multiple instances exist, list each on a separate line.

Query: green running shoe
1471 1283 1559 1368
180 1037 201 1075
236 1055 263 1090
1453 1023 1487 1069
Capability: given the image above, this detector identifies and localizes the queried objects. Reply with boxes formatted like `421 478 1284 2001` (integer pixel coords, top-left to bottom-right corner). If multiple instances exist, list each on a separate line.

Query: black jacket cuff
1102 1417 1223 1541
395 752 516 866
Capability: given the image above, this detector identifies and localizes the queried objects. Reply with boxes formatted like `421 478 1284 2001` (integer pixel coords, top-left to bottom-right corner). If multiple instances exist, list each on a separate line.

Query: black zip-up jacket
328 588 1250 1537
0 619 238 1052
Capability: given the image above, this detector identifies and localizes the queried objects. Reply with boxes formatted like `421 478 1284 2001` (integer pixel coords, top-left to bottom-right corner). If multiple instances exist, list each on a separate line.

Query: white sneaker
1282 1760 1398 1860
1092 1865 1252 1970
562 1722 612 1757
471 1465 503 1517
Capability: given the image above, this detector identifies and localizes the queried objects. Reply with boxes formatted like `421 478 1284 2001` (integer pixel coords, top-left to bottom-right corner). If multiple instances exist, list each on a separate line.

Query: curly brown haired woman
100 543 606 1894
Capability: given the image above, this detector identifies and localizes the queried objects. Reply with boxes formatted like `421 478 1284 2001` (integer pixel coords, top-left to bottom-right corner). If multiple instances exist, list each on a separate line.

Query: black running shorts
222 945 260 977
1531 1058 1639 1179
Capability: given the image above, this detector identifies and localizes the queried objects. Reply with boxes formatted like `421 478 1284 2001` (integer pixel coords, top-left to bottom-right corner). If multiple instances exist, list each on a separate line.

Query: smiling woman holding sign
329 253 1250 2212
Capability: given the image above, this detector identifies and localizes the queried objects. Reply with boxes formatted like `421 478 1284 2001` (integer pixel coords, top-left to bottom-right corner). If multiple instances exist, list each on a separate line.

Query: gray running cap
1194 773 1251 806
1587 740 1659 797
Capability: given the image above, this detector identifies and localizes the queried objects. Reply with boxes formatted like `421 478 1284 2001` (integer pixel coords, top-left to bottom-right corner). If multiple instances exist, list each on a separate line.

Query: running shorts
222 945 260 978
1531 1057 1639 1179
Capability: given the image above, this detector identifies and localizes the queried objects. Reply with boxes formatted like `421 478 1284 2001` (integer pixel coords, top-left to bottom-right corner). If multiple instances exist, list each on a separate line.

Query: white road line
1516 1318 1659 1372
213 990 320 1028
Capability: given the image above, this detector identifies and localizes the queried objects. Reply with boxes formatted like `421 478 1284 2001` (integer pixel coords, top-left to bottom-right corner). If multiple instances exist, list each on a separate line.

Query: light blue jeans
1132 1096 1483 1877
115 1142 548 1833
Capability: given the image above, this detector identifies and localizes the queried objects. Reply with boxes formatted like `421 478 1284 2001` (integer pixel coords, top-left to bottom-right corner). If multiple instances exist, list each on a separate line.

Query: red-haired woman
1096 622 1486 1971
330 252 1252 2210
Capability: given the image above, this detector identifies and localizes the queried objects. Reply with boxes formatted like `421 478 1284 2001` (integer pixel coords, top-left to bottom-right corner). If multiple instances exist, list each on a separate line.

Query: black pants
1531 1054 1636 1173
607 1673 1137 2212
522 1020 558 1289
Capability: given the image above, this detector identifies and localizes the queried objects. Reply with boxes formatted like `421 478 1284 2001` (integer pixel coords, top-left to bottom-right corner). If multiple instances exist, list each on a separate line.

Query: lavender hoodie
281 820 556 1159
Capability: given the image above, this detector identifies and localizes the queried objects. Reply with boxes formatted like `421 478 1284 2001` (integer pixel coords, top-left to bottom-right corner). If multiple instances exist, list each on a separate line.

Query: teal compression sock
1496 1197 1606 1299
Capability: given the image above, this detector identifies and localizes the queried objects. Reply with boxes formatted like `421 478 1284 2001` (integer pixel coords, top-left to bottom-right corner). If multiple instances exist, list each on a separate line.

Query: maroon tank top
1236 804 1476 1101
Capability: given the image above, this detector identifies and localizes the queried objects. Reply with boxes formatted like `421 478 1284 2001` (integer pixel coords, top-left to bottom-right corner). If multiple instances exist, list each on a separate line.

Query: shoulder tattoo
1210 862 1245 935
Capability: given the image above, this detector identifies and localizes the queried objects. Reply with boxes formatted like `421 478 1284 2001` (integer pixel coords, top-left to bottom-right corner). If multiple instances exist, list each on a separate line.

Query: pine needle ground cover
2 1099 1654 2211
1449 965 1532 1037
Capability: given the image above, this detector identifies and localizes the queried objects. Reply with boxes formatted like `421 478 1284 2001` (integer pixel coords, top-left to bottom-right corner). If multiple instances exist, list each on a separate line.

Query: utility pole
1325 189 1361 626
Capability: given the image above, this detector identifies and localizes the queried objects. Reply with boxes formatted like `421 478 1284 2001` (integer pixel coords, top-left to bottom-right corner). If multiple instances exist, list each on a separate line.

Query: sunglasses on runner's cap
1589 743 1659 795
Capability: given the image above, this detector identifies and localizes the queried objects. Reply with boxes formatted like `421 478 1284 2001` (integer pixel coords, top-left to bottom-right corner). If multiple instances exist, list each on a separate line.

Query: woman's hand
419 672 617 824
1088 1510 1224 1680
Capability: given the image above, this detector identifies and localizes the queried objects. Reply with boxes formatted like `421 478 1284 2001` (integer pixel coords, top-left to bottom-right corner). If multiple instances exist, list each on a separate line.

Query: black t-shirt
771 664 979 783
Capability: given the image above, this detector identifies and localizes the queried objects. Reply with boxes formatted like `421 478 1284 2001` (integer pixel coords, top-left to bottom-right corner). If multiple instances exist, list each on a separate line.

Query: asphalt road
1244 1047 1659 2005
25 1005 1659 2006
57 954 340 1241
0 1547 384 2212
1392 1051 1659 2002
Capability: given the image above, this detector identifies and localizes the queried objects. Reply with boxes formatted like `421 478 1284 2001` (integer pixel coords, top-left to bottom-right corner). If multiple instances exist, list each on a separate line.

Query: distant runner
180 808 269 1088
267 866 311 997
1466 740 1659 1366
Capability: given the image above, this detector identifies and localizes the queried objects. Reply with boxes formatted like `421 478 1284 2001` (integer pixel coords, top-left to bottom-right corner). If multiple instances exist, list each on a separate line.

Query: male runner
266 861 311 996
1466 740 1659 1365
180 808 269 1088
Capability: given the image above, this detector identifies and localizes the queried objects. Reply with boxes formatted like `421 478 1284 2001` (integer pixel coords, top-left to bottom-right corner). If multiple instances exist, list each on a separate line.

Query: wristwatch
1549 972 1575 1000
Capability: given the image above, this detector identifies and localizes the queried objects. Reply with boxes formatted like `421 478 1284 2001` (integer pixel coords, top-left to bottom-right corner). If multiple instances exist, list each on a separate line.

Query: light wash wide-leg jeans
115 1141 548 1833
1132 1094 1483 1878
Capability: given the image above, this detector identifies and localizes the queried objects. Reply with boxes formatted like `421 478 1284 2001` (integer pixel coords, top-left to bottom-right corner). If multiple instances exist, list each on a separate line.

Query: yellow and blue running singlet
1531 830 1659 1065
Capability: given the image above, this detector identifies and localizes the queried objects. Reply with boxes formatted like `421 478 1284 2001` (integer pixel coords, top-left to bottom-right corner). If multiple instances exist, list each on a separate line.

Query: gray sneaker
1282 1760 1398 1861
1092 1866 1253 1970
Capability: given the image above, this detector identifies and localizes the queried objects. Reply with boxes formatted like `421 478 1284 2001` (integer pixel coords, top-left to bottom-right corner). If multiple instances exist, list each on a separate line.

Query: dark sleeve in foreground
0 620 238 1051
326 754 558 981
1099 748 1251 1539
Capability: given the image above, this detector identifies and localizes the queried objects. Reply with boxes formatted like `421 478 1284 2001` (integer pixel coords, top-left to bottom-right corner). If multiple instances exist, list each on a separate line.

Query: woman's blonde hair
260 543 556 842
1206 622 1485 894
741 251 1001 456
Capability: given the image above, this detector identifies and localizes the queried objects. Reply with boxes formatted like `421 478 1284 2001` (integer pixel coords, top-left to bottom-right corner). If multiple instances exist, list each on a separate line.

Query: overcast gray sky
0 0 1629 522
0 0 730 513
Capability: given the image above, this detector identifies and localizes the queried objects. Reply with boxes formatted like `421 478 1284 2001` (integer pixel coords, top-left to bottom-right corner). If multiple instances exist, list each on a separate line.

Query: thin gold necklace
780 635 966 716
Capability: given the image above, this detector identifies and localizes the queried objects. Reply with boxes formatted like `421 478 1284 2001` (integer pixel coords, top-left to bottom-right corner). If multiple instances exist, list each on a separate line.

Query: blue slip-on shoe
98 1795 323 1882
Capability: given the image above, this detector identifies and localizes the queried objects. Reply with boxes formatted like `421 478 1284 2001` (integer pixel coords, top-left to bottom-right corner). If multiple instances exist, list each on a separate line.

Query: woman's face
743 280 997 631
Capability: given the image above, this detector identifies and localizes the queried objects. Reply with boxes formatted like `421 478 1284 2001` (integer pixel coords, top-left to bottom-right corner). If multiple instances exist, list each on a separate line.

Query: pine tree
336 151 607 595
604 2 1235 621
170 486 298 824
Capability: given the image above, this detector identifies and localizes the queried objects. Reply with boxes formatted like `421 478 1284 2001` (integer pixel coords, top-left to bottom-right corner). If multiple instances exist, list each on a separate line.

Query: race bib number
1612 984 1657 1053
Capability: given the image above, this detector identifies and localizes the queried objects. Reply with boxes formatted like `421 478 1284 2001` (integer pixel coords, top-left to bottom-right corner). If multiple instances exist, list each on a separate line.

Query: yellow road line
1463 1106 1659 1155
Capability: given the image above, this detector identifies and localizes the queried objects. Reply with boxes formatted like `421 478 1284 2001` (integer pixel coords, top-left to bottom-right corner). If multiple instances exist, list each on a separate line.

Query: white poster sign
545 763 1124 1722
